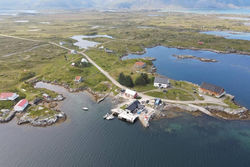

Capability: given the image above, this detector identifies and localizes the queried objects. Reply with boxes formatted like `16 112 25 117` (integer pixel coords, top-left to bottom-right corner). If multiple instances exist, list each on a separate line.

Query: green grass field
0 10 249 104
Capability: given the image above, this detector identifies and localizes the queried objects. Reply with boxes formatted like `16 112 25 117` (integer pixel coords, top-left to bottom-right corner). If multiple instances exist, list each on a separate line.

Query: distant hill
0 0 250 10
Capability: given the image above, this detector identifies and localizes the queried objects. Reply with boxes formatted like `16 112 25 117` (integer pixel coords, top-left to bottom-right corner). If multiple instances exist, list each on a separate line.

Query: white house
81 58 88 63
14 99 28 112
0 92 19 101
71 50 77 54
124 89 137 98
154 76 170 88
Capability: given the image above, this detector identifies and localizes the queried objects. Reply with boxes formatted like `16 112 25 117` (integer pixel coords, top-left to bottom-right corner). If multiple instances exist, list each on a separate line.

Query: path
1 44 49 58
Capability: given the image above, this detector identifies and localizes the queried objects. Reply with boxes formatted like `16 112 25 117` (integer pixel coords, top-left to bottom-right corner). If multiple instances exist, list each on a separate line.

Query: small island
172 54 218 63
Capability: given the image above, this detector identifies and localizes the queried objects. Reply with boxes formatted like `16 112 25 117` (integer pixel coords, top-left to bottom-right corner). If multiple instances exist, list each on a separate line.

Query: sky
0 0 250 9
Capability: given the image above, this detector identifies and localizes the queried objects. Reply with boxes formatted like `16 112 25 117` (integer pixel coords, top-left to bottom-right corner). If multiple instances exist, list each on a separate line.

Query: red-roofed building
134 61 146 68
14 99 28 112
198 41 204 45
74 76 83 83
0 92 19 101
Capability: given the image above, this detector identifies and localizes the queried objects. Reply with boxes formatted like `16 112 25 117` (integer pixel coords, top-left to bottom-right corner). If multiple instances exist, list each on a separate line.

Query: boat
106 114 115 120
103 113 109 119
82 107 88 111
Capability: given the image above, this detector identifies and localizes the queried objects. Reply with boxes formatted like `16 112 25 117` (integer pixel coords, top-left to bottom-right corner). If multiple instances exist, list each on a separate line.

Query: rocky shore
0 110 16 123
31 79 109 103
153 102 250 121
17 111 66 127
172 54 218 62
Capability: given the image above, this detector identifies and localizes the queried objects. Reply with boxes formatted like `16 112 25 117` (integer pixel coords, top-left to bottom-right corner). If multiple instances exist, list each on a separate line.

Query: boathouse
0 92 19 101
154 76 170 88
124 89 137 98
199 82 225 98
118 111 138 123
14 99 28 112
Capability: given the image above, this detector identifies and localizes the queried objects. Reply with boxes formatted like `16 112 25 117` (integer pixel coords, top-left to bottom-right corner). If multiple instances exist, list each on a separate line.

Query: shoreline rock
17 111 66 127
172 54 218 62
0 110 16 123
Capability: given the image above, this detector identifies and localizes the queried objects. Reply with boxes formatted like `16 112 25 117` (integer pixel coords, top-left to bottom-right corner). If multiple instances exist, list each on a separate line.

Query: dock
112 108 138 123
118 111 138 123
138 107 155 128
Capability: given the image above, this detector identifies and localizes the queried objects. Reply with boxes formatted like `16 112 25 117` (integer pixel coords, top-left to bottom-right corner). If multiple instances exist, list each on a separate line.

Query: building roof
126 100 140 112
81 58 88 63
75 76 82 81
0 92 18 100
200 82 224 94
135 61 146 67
0 93 14 99
154 76 169 84
17 99 28 107
125 89 137 96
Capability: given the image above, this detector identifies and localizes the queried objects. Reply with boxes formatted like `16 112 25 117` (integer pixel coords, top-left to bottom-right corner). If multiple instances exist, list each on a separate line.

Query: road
1 34 227 116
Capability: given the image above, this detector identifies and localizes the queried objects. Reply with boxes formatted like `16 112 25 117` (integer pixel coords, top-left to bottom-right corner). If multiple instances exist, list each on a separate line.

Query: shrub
118 72 134 87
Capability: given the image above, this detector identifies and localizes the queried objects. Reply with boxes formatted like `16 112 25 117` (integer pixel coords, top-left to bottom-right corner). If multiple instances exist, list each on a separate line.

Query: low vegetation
27 106 58 118
223 97 240 109
146 89 195 101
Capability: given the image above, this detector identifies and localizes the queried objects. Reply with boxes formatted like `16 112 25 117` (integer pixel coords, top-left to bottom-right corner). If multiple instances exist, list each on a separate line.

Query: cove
124 46 250 109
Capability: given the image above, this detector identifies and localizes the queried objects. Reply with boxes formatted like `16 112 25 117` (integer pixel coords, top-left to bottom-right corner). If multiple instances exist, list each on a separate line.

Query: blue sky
0 0 250 9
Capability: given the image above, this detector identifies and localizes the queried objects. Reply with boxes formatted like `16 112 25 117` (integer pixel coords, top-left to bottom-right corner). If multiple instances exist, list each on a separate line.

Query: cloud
0 0 250 9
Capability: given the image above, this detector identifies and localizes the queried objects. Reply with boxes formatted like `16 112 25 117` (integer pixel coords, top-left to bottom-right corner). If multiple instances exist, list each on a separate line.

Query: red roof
198 41 204 45
135 61 146 66
17 99 28 107
0 92 14 99
75 76 81 81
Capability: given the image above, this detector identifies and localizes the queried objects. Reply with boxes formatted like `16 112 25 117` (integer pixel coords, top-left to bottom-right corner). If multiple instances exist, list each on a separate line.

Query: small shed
71 50 77 54
75 76 83 83
81 58 88 63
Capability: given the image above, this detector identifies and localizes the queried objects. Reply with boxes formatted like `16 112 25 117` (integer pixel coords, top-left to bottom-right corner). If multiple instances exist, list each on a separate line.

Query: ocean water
161 9 250 15
1 83 250 167
124 46 250 109
201 31 250 41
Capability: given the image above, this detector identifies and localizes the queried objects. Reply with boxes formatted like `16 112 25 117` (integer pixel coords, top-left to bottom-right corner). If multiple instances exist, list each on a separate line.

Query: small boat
82 107 88 111
106 114 115 120
103 113 109 119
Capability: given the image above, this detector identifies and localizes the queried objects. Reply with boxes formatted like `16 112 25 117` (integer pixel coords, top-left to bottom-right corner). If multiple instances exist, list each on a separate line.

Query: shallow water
71 35 113 49
1 82 250 167
124 46 250 109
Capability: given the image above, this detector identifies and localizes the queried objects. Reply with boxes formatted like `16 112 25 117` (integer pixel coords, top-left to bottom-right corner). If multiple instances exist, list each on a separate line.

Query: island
172 54 218 62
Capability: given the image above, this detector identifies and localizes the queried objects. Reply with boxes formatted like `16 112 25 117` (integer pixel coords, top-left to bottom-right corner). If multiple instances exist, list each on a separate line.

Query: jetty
111 109 138 123
118 111 138 123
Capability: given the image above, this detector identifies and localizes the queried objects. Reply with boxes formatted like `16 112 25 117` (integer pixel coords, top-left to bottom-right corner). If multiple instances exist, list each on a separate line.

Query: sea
0 83 250 167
